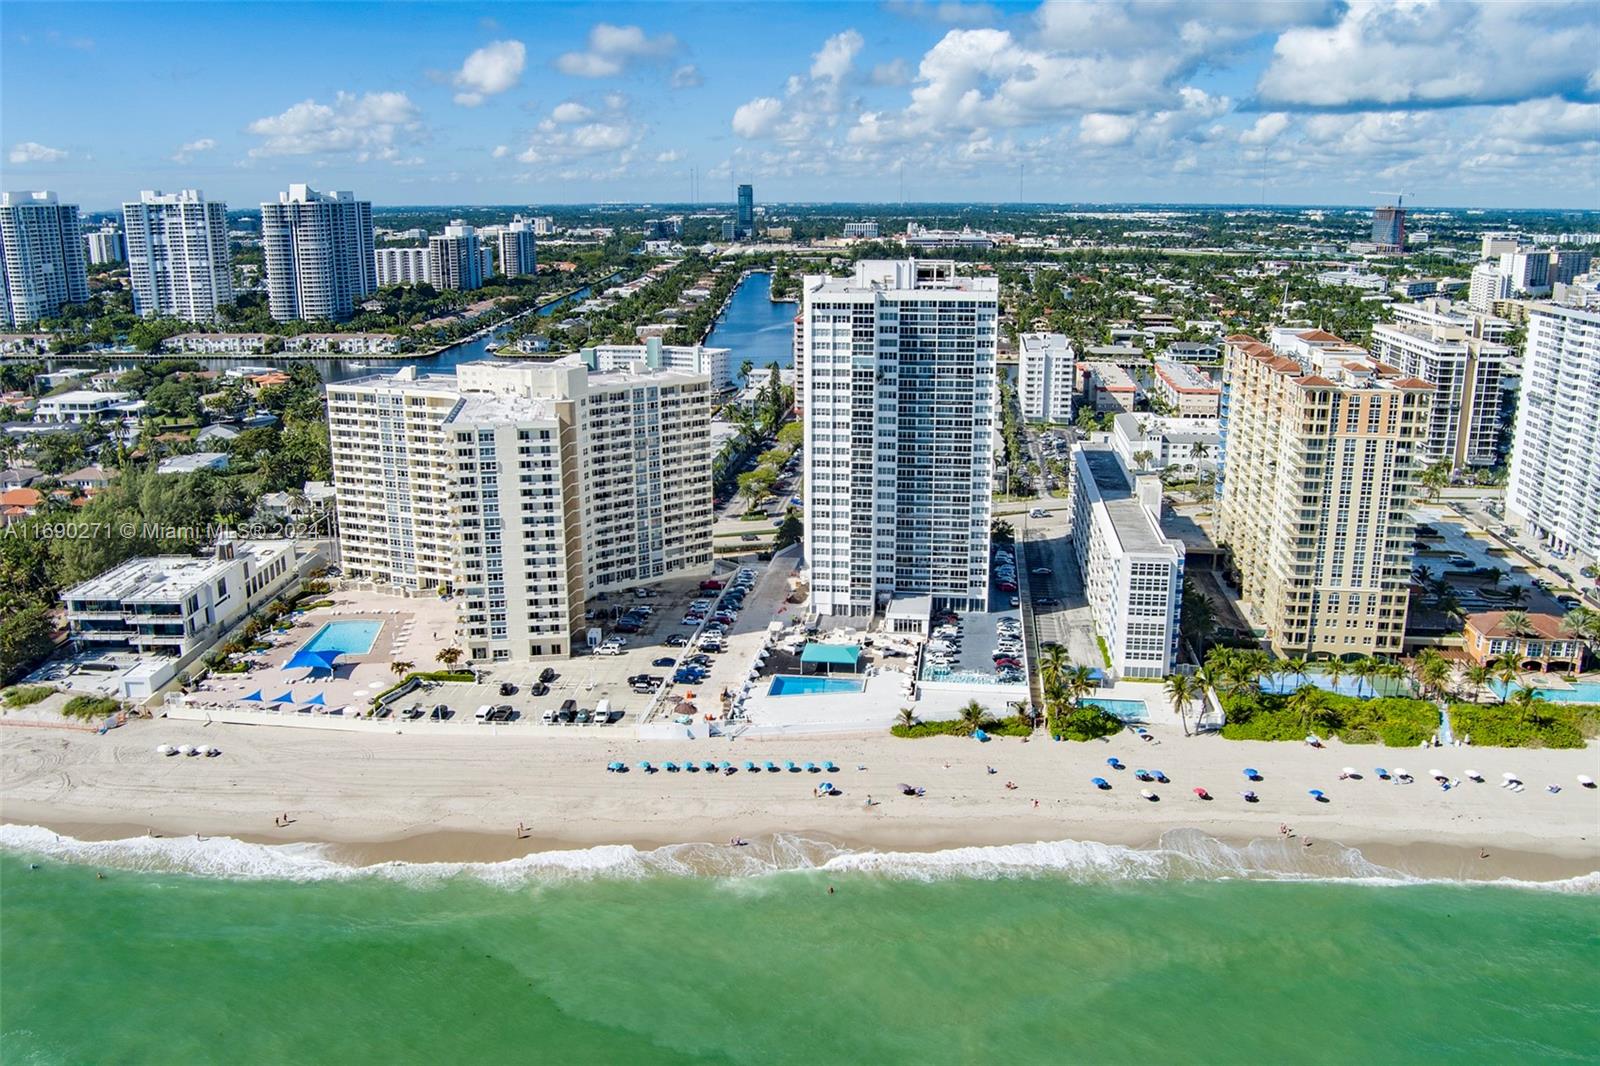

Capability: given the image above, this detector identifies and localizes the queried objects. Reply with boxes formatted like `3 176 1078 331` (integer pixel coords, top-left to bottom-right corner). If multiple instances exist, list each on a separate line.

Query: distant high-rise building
1370 299 1509 469
1217 329 1432 658
1018 332 1075 422
736 184 754 240
84 221 126 265
374 246 432 287
260 184 375 323
428 221 484 292
122 189 233 322
0 190 90 327
1372 203 1406 252
843 221 880 240
498 216 538 277
1506 299 1600 560
799 259 998 617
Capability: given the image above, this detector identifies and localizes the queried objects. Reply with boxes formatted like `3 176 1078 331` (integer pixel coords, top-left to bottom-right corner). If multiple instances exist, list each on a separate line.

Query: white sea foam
2 823 1594 894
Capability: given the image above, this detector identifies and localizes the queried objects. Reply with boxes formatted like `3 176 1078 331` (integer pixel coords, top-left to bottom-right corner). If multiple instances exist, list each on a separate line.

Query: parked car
596 644 624 656
498 682 517 696
700 579 725 590
664 634 690 647
652 656 677 667
431 704 452 721
530 682 549 697
539 667 559 683
1037 596 1061 607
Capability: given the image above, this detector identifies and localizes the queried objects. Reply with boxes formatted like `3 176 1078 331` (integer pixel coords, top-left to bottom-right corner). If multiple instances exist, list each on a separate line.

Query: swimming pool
298 620 381 658
1083 698 1150 723
1491 679 1600 704
767 675 865 697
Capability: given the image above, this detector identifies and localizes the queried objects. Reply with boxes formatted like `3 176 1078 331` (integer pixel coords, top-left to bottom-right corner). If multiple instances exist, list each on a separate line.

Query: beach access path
3 719 1596 880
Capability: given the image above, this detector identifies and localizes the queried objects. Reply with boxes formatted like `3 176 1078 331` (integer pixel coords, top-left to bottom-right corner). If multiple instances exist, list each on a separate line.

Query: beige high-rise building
327 358 712 662
1217 329 1433 658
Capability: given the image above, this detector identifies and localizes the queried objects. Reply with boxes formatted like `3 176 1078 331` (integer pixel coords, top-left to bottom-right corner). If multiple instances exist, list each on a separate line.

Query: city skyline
2 1 1597 210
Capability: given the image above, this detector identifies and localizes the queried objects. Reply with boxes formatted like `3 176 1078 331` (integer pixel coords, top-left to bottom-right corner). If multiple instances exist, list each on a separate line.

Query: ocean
2 827 1596 1064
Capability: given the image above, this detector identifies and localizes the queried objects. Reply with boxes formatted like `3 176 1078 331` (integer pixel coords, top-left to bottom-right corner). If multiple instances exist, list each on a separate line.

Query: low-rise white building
1111 414 1220 475
1017 332 1075 422
582 339 734 391
1069 443 1184 679
158 452 230 475
1152 359 1221 417
35 390 136 423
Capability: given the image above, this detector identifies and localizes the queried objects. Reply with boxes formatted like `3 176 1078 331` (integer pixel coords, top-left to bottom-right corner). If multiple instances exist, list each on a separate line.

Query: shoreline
4 718 1596 884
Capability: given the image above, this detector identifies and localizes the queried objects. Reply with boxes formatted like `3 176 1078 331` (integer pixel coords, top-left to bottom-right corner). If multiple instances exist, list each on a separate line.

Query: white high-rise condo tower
122 189 234 322
0 190 89 327
498 217 538 277
1018 332 1076 422
1507 298 1600 561
260 184 375 322
799 259 998 618
428 221 484 292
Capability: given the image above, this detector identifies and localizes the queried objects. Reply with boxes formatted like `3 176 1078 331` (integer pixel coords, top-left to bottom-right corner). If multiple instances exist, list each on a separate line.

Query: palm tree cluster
1038 644 1097 730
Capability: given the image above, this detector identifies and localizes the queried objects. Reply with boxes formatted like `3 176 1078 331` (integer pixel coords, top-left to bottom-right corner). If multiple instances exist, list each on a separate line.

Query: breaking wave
2 824 1595 894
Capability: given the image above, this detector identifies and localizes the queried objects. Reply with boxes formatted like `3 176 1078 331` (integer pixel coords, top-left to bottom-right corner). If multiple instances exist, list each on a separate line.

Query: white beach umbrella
1428 768 1445 780
1501 771 1519 780
1466 770 1483 781
1578 775 1595 787
1341 766 1357 776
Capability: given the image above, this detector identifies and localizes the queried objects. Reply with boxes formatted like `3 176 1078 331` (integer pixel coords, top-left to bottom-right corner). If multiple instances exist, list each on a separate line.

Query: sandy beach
3 718 1597 881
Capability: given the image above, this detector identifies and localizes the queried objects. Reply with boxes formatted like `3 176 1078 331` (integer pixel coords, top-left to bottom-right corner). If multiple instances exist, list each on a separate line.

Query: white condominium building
374 246 433 286
260 184 376 322
1018 332 1075 422
1069 443 1184 678
583 339 733 391
1507 299 1600 560
1218 331 1432 658
428 221 484 292
327 358 713 661
85 222 126 264
800 259 998 617
1369 298 1509 469
0 190 89 327
498 217 538 277
122 189 233 322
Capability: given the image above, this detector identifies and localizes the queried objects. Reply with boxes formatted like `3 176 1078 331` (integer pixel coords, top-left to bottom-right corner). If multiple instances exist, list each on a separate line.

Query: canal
703 272 796 371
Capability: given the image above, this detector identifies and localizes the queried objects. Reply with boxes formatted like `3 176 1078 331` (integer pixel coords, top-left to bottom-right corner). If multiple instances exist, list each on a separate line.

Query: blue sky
3 1 1597 210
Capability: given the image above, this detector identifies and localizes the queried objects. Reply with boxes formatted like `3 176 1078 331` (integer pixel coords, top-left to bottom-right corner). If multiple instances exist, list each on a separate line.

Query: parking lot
1018 509 1103 671
400 557 789 731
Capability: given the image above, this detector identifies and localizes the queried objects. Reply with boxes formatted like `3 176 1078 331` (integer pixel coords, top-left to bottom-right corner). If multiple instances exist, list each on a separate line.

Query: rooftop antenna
1018 162 1024 203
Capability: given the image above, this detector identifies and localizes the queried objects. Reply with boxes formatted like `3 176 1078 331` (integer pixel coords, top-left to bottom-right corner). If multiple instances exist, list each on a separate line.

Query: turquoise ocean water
2 827 1597 1064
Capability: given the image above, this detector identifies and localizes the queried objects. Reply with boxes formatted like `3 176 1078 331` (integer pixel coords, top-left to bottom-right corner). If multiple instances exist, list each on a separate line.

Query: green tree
0 600 57 685
436 647 463 669
1164 672 1196 736
957 699 987 736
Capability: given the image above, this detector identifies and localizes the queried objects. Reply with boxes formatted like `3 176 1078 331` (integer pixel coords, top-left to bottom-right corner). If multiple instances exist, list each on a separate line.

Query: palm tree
1323 657 1346 695
895 707 918 731
1283 656 1311 690
1463 662 1493 703
1507 686 1544 725
1560 607 1600 667
1164 673 1195 737
435 646 463 670
1133 449 1154 472
1065 665 1097 706
1287 685 1328 737
1502 609 1533 637
1411 648 1451 701
1491 650 1521 702
1350 655 1382 699
390 660 415 679
1505 585 1529 609
738 358 754 389
1039 644 1069 685
1238 649 1272 692
957 700 987 736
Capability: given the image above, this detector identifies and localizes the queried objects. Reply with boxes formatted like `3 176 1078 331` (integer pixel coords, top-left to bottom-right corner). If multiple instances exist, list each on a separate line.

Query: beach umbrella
665 762 679 772
1579 775 1595 788
271 691 294 704
720 761 732 771
1106 758 1122 768
1501 771 1518 780
684 761 699 772
1242 767 1260 780
974 729 989 742
820 781 833 793
702 760 717 772
744 760 757 771
1140 789 1158 801
1240 790 1258 802
824 761 839 772
1393 767 1409 778
805 762 818 772
1309 789 1327 801
1465 769 1482 781
242 691 263 702
155 744 176 756
765 761 780 772
638 761 653 771
1091 777 1110 789
1152 770 1168 783
1193 787 1210 799
1429 768 1445 780
306 693 326 706
786 761 799 771
1342 767 1358 777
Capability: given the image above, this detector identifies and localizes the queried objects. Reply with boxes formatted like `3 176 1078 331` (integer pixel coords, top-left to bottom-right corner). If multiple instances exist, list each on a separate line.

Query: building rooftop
1078 445 1168 554
1154 359 1219 393
64 541 287 604
1466 611 1569 641
1019 332 1074 358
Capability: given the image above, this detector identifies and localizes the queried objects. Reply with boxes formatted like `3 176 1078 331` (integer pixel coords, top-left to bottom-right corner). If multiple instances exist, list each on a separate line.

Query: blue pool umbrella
305 693 326 706
243 690 263 702
271 691 294 704
744 761 757 771
1091 777 1110 789
285 648 341 675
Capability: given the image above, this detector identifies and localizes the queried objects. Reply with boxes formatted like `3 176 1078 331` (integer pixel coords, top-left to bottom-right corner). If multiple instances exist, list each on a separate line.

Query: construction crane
1369 190 1406 207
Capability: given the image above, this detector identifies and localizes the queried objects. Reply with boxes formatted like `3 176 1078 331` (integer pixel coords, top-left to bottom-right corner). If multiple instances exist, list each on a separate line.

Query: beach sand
4 719 1597 881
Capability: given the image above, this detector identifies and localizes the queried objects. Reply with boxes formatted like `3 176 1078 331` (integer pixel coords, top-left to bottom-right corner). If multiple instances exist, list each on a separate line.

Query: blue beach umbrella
638 761 653 772
1309 789 1327 801
1243 767 1261 780
785 761 799 771
824 761 839 772
243 690 263 702
974 729 989 742
271 691 294 704
1091 777 1110 789
665 761 679 772
744 761 757 771
804 762 818 772
765 761 780 772
1374 767 1390 779
702 760 716 772
685 761 700 773
1106 758 1123 769
305 692 326 706
720 761 732 771
820 781 834 793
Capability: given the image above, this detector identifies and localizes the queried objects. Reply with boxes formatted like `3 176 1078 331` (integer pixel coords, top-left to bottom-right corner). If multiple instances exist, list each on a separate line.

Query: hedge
62 695 121 720
892 717 1032 738
1220 689 1436 746
1447 701 1599 750
1049 704 1123 742
369 669 477 707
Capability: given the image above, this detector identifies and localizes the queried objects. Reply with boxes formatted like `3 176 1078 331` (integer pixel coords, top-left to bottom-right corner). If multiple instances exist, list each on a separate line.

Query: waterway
703 271 796 371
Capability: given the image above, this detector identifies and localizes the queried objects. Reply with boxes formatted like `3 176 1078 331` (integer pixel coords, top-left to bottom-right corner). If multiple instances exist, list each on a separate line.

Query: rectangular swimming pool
767 675 865 697
298 620 381 658
1083 697 1149 723
1492 679 1600 704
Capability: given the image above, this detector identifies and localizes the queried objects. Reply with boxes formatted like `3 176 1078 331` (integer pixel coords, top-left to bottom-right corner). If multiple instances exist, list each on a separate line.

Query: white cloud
556 23 678 78
491 144 510 159
1257 0 1600 108
1239 112 1289 145
655 149 684 164
452 39 526 106
870 59 911 86
810 29 862 86
1078 114 1137 147
884 1 1002 25
732 97 785 139
247 91 422 158
671 64 703 89
8 141 67 164
551 101 594 123
170 137 217 163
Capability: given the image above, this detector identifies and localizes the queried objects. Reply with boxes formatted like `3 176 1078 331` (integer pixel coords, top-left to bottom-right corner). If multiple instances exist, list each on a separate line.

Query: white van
473 704 492 723
541 708 556 725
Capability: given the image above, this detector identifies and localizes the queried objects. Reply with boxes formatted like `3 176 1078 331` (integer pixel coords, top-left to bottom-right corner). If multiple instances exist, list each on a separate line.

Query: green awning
800 643 861 666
